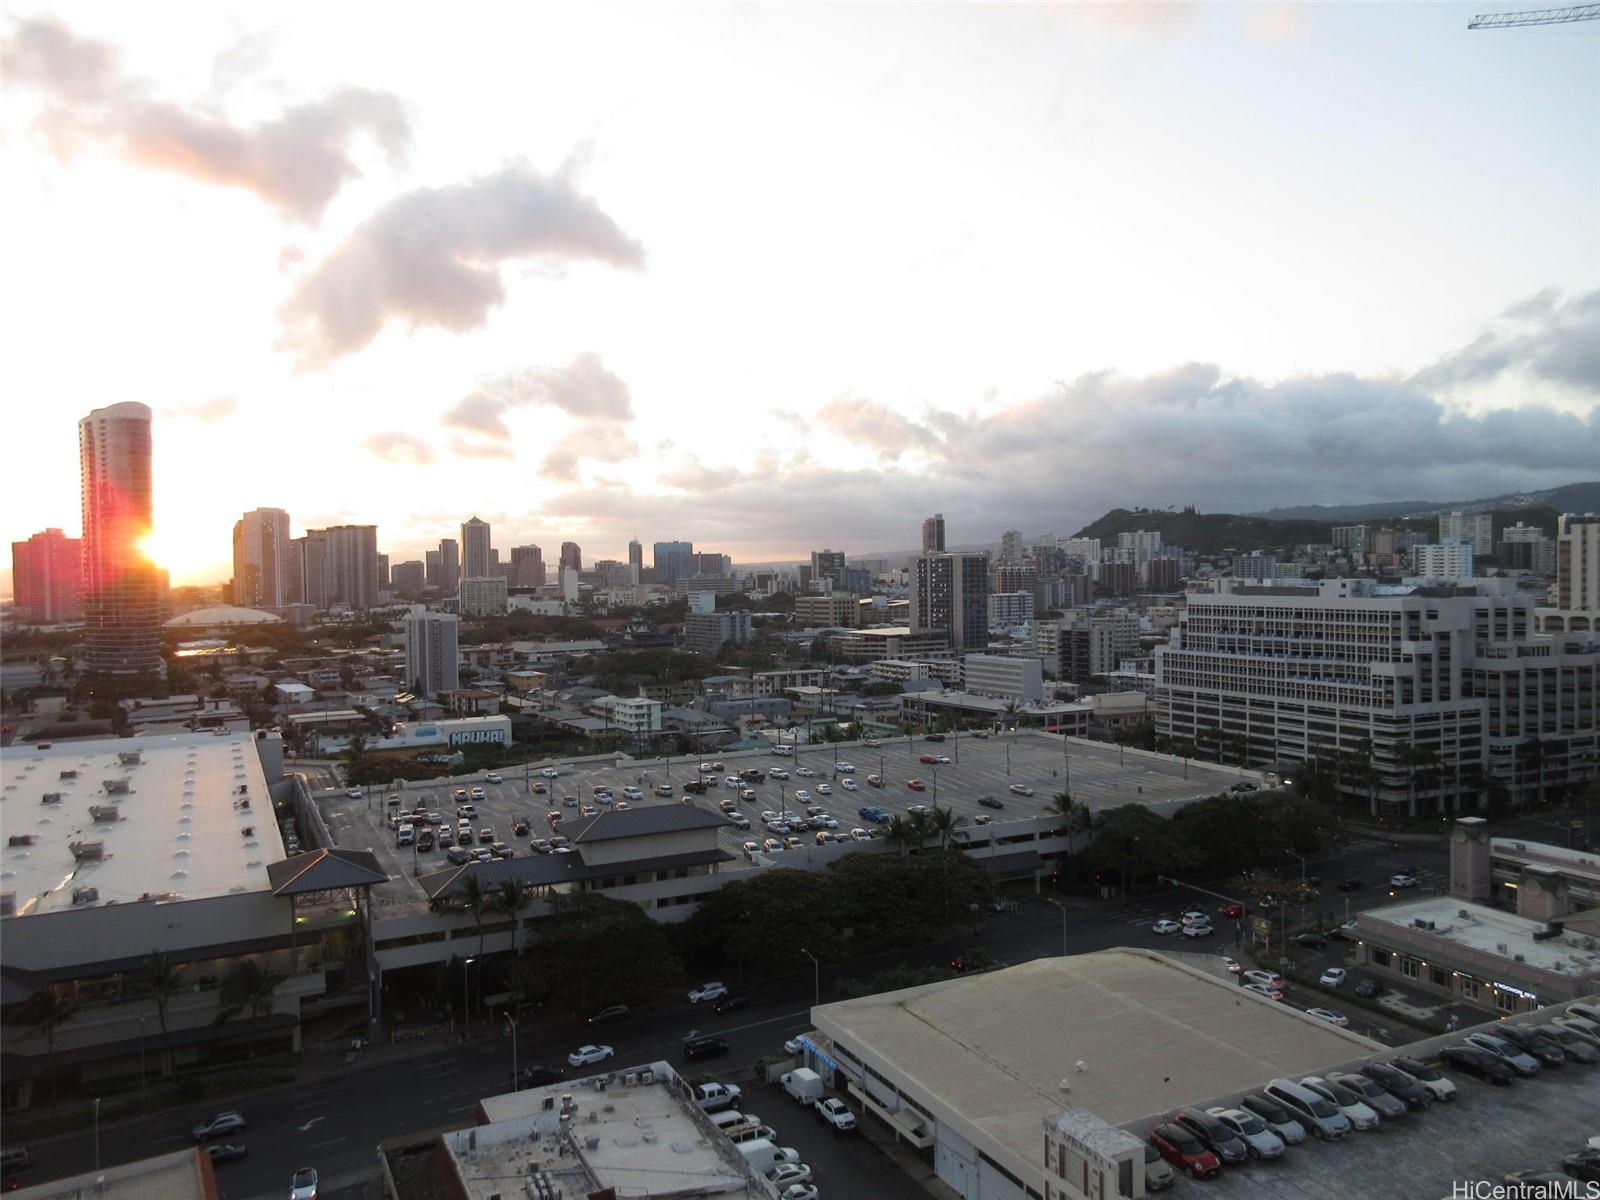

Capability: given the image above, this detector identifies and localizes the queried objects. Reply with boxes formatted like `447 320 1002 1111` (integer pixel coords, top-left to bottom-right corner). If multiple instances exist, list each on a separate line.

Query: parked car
815 1097 856 1132
1299 1076 1378 1130
1493 1023 1568 1068
193 1112 247 1141
780 1186 819 1200
1238 1093 1306 1144
978 796 1004 809
1220 954 1241 974
1533 1024 1600 1063
1357 1062 1433 1110
1148 1123 1221 1180
1170 1107 1248 1163
290 1167 319 1200
1306 1008 1349 1027
919 754 940 764
1465 1032 1543 1077
1180 921 1214 939
770 1164 813 1188
1329 1071 1407 1120
1353 977 1383 999
517 1064 565 1088
567 1044 615 1067
1562 1148 1600 1182
1438 1044 1516 1085
1388 1056 1458 1102
1244 982 1286 1001
589 1005 631 1025
1295 933 1327 950
1008 784 1035 796
1203 1107 1285 1159
1152 918 1181 935
906 779 926 791
1141 1142 1176 1191
689 982 729 1003
1319 967 1347 987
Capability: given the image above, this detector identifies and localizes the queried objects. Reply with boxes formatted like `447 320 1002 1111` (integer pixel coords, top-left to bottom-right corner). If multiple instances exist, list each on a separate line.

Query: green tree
1045 792 1091 837
22 987 76 1104
213 958 288 1057
515 894 683 1015
141 949 187 1077
496 880 531 955
1087 804 1200 896
682 869 845 973
928 805 957 849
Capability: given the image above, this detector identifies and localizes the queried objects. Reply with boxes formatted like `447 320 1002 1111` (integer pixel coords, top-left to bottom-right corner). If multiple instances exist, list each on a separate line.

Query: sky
2 1 1597 586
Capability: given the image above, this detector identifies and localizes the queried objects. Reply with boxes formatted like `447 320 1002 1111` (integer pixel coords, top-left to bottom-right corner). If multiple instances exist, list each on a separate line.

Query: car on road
770 1163 813 1188
836 762 856 772
542 767 561 778
816 1097 856 1132
1353 977 1383 999
978 796 1004 809
517 1065 565 1088
1306 1008 1349 1027
589 1005 630 1025
1204 1106 1285 1159
864 738 883 747
345 788 362 799
485 772 502 784
1244 982 1286 1001
1220 902 1244 918
1336 878 1362 892
568 1044 615 1067
204 1142 248 1165
1319 967 1347 988
1148 1123 1221 1180
683 1035 730 1062
290 1167 319 1200
1221 954 1241 973
1180 918 1214 938
689 982 729 1003
919 754 941 764
1243 969 1285 990
1295 933 1327 950
906 779 926 791
713 994 750 1014
1389 873 1419 889
193 1111 247 1141
1230 781 1258 793
1008 784 1035 796
1439 1044 1516 1085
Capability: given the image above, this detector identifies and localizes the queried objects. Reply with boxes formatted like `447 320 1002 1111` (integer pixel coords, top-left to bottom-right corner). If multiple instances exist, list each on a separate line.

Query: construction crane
1468 3 1600 28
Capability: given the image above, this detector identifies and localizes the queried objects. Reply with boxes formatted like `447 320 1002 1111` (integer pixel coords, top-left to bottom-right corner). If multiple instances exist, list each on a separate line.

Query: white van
396 822 415 846
772 745 794 756
1263 1078 1351 1140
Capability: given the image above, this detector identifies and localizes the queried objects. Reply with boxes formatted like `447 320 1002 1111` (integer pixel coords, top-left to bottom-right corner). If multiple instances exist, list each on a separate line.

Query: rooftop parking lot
1195 1048 1600 1200
308 733 1256 911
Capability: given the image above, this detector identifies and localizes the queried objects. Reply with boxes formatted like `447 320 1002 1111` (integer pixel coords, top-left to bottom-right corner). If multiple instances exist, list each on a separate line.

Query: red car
1221 903 1244 919
1149 1123 1222 1180
906 780 926 792
919 755 940 764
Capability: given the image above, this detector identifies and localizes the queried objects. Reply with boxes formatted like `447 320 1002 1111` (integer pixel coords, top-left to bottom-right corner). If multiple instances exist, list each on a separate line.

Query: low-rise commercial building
900 690 1093 734
963 654 1044 702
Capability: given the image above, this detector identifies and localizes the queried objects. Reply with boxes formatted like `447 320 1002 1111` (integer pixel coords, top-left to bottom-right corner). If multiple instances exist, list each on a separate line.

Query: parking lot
309 733 1254 912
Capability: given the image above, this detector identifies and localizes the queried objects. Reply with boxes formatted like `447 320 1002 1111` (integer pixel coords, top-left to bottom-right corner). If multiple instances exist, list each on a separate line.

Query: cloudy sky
3 2 1596 585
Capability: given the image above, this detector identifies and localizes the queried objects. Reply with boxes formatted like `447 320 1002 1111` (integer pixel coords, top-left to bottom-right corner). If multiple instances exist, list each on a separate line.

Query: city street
19 831 1450 1196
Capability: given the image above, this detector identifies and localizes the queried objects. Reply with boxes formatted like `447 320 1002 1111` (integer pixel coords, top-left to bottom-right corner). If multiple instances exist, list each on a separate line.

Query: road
22 834 1447 1195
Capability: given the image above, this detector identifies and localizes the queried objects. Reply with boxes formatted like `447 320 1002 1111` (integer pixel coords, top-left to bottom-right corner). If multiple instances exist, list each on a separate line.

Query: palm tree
213 958 288 1058
906 808 932 849
496 880 530 956
928 805 957 849
22 987 76 1105
342 732 369 779
1046 791 1092 838
141 950 187 1078
458 871 489 958
883 816 915 859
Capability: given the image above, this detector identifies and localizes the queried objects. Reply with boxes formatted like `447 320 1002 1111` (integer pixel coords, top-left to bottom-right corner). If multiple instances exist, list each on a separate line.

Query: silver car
1301 1077 1379 1131
1142 1141 1175 1191
1205 1107 1286 1158
1465 1032 1542 1077
1239 1093 1307 1145
1330 1072 1406 1121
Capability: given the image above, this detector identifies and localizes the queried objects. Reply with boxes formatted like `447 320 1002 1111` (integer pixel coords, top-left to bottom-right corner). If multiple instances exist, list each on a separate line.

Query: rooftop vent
117 751 142 765
72 886 98 906
59 770 77 780
69 840 105 861
103 780 130 795
41 792 63 806
89 806 120 823
8 835 35 847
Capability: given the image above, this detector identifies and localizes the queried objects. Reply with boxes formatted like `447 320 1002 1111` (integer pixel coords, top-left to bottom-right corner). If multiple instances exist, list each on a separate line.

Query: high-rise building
438 538 460 592
628 538 643 583
425 549 442 588
461 517 492 580
1332 525 1371 559
1440 511 1495 558
10 528 82 623
1540 513 1600 635
405 606 459 698
1059 537 1101 565
683 608 753 655
1411 543 1474 581
998 530 1022 566
921 514 946 553
299 525 379 610
811 549 847 590
391 560 426 594
910 552 988 653
1117 530 1164 566
458 575 508 617
79 402 163 674
560 541 582 572
377 554 390 588
511 544 545 588
653 540 692 584
230 508 292 608
1498 523 1555 576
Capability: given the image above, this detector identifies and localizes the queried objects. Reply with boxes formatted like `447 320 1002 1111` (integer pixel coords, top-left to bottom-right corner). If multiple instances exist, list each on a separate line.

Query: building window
1430 966 1447 988
1494 988 1516 1013
1401 958 1420 980
1460 976 1480 1000
1371 948 1391 967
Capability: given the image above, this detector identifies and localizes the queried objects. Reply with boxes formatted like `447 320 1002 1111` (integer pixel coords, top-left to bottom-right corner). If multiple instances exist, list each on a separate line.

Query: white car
623 786 644 800
765 821 792 835
781 1186 819 1200
770 1163 813 1187
1306 1007 1349 1026
796 767 817 778
1205 1106 1286 1159
1243 969 1286 990
568 1044 614 1067
850 828 871 841
485 773 502 784
469 786 486 801
1179 910 1208 925
783 1035 806 1055
1180 921 1214 938
816 783 832 794
1320 967 1348 987
770 768 790 780
726 776 744 789
1152 919 1181 935
835 762 856 773
1221 955 1241 973
818 815 839 830
841 778 858 791
935 754 951 764
794 790 811 804
1390 873 1418 889
542 767 561 778
688 982 729 1003
345 788 362 799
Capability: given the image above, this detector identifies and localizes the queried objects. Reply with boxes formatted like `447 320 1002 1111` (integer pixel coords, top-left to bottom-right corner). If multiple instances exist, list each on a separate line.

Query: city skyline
3 3 1597 586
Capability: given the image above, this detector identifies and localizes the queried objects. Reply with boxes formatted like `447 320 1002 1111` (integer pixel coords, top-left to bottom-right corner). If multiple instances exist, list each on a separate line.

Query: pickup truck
816 1097 857 1132
692 1081 743 1112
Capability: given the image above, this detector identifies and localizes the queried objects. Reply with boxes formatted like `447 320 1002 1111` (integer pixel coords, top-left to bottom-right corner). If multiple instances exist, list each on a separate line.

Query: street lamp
800 947 820 1008
463 956 476 1039
505 1012 519 1089
1045 897 1068 958
93 1097 101 1171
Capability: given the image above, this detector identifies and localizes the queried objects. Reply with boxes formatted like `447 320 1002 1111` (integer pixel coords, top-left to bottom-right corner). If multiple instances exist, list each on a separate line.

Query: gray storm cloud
1 17 409 224
279 167 644 367
1411 287 1600 394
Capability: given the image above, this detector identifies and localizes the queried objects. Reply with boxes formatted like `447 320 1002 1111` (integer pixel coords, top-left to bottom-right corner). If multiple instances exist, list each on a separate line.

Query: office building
998 529 1022 566
376 553 390 588
424 549 442 588
963 653 1043 702
438 537 460 592
510 544 545 588
1034 610 1136 681
78 401 164 674
911 552 989 654
795 592 864 628
300 525 379 610
405 606 460 697
1232 551 1279 581
653 540 693 584
559 541 582 572
683 609 752 655
461 517 492 579
690 551 731 577
1497 523 1555 576
627 537 643 582
458 575 508 617
1440 510 1495 558
1058 537 1100 565
1332 524 1370 559
1094 561 1136 596
1540 513 1600 635
391 560 426 594
10 528 82 623
1411 542 1474 581
922 513 946 553
811 548 847 590
230 507 292 608
1116 529 1162 566
1156 578 1599 814
1141 556 1182 593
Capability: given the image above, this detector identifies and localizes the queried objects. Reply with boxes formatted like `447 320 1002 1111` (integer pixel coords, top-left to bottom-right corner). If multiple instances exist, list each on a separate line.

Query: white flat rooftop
1 731 282 916
1361 896 1600 979
1491 837 1600 883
